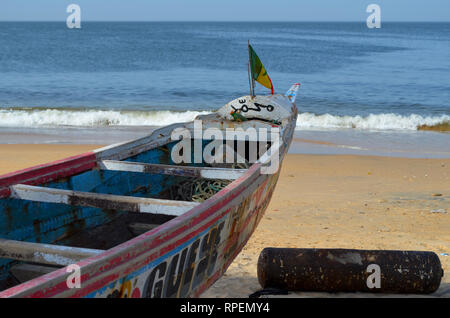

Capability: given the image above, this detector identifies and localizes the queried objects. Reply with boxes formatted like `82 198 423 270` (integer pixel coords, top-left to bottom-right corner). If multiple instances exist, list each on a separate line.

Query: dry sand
0 144 102 175
203 154 450 298
0 145 448 297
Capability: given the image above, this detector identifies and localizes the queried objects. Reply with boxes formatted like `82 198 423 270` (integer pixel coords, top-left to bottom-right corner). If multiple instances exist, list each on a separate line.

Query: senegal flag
249 44 274 94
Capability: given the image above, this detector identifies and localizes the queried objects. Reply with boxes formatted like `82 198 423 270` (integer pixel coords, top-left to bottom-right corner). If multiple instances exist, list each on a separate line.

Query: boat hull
0 98 297 298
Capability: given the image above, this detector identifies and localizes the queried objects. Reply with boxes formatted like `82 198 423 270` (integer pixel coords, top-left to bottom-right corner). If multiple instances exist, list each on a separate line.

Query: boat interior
0 116 281 291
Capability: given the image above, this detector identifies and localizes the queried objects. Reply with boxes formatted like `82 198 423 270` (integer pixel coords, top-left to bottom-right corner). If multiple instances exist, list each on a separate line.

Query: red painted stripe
269 76 274 95
0 152 97 198
86 165 260 260
0 186 239 297
34 205 234 298
0 189 10 198
69 273 121 299
22 172 270 298
193 269 223 297
0 152 96 183
71 181 273 298
193 208 261 298
0 165 268 298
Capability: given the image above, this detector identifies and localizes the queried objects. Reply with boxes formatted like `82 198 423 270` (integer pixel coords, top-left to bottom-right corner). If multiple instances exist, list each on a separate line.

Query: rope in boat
191 179 232 202
170 162 250 202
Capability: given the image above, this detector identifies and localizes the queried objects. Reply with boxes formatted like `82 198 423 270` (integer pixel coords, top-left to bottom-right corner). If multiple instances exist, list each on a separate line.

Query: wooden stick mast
248 40 255 98
247 60 253 98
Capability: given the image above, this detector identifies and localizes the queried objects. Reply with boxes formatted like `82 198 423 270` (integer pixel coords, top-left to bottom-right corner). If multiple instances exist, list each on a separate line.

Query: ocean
0 22 449 157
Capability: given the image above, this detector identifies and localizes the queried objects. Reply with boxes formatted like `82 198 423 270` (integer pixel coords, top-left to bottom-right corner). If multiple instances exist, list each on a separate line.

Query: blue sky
1 0 449 22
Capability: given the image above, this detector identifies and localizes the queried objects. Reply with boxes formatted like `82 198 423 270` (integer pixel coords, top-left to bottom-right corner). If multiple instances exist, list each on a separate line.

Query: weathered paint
0 239 103 266
0 153 97 198
285 83 301 103
10 184 199 217
257 248 444 294
99 160 247 180
0 145 178 246
0 91 298 298
0 238 102 266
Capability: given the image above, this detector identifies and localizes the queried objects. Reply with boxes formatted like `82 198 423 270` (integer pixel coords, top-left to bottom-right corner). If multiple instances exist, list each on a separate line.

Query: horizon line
1 20 449 23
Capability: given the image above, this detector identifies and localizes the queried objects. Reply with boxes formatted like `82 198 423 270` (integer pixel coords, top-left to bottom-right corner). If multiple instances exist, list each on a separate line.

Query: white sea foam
0 109 211 127
0 108 448 131
296 112 450 131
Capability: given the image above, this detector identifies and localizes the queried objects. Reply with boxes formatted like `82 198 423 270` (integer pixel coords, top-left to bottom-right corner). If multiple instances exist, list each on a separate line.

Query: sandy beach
204 154 450 297
0 144 103 175
0 145 448 297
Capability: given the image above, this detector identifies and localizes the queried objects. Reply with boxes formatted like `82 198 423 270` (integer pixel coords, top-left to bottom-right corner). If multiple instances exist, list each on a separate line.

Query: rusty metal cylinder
257 248 443 294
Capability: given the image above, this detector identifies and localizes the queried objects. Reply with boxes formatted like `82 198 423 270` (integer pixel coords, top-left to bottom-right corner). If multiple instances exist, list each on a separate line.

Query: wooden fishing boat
0 84 299 298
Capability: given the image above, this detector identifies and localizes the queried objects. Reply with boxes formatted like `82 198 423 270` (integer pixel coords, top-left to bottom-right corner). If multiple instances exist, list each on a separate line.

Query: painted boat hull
0 97 297 298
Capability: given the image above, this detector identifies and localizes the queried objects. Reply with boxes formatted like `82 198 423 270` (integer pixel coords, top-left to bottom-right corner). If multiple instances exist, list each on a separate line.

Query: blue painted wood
0 145 182 282
0 140 232 282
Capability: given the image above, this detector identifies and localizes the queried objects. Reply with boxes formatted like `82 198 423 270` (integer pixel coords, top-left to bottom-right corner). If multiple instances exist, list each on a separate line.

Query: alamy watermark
66 4 81 29
366 4 381 29
66 264 81 289
65 4 380 30
170 120 280 175
366 263 381 289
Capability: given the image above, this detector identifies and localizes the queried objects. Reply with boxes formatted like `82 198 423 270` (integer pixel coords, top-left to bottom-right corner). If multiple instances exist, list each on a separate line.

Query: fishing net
169 162 250 202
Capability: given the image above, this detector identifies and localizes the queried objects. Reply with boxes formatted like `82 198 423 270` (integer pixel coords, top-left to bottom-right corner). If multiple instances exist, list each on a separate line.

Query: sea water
0 22 448 157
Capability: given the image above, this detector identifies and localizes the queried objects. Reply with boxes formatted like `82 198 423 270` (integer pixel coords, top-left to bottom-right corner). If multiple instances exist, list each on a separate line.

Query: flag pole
248 40 255 98
247 59 253 98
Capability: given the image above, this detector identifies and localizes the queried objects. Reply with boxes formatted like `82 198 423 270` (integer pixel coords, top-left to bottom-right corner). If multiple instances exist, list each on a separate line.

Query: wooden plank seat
10 184 200 217
98 160 248 180
0 238 102 266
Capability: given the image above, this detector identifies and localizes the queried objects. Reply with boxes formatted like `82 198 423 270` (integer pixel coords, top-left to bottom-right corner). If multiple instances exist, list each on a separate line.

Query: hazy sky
1 0 449 22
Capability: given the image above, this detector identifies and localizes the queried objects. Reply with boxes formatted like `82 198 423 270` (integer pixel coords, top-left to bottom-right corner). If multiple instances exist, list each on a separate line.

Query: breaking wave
0 108 448 131
0 108 211 127
296 112 450 131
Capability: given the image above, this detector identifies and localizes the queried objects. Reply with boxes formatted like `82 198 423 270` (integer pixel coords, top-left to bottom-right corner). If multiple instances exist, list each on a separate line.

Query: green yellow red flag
249 44 274 95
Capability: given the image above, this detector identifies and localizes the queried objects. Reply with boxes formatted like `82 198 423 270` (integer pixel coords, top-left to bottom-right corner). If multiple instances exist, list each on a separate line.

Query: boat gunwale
0 122 185 198
0 160 263 298
0 152 97 198
0 105 296 298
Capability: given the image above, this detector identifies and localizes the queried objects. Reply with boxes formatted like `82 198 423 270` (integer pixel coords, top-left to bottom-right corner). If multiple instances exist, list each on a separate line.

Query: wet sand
0 145 448 297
